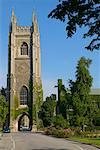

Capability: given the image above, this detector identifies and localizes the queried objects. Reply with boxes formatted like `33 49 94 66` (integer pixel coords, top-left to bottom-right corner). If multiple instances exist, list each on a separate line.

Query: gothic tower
7 10 42 131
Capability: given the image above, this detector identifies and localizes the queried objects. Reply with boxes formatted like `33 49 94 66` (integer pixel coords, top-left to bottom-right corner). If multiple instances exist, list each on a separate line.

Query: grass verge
68 137 100 148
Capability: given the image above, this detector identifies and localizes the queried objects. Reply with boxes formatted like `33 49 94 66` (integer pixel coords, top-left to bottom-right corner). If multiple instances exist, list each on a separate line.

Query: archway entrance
18 112 32 131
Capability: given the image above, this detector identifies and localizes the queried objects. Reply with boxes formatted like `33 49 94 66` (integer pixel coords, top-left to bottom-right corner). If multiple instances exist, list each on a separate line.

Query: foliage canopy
39 95 56 127
69 57 93 128
48 0 100 51
0 95 8 130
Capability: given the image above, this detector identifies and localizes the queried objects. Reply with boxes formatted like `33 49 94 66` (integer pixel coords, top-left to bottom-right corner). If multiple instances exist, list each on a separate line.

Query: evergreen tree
57 79 67 114
69 57 93 129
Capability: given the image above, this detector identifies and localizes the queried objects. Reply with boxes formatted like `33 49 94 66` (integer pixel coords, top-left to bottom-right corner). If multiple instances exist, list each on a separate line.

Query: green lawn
68 137 100 148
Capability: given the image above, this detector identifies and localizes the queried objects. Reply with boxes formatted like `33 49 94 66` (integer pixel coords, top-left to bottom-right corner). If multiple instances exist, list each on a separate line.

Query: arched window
20 86 28 105
21 42 28 55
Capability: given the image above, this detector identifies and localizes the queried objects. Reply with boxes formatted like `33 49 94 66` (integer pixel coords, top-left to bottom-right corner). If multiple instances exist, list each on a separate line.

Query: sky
0 0 100 100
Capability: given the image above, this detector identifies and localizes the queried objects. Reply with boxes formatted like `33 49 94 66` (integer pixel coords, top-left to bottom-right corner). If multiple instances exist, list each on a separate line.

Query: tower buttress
32 12 41 85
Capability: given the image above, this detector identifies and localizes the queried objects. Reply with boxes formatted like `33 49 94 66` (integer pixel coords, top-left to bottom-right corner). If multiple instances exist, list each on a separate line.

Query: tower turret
32 11 38 33
11 9 17 32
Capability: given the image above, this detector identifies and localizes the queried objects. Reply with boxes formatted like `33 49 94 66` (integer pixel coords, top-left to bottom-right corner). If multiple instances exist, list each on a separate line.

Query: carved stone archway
12 112 32 132
18 112 32 131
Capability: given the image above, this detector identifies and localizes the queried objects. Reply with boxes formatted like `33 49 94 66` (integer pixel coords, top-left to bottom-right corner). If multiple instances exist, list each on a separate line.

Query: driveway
0 132 99 150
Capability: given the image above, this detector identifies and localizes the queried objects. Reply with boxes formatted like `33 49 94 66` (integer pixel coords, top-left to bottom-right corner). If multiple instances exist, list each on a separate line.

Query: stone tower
7 10 42 130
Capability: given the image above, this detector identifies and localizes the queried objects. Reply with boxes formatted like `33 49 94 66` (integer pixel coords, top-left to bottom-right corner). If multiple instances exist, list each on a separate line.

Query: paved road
0 132 99 150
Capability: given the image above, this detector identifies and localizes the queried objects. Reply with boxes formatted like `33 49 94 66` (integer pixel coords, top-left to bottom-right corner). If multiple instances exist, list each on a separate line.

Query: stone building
7 10 42 131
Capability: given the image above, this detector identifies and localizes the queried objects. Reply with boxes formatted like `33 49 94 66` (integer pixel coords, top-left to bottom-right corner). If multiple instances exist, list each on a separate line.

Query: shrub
55 129 65 138
0 95 8 130
81 131 100 138
37 119 44 130
74 127 82 136
45 127 74 138
63 128 75 138
52 115 69 129
45 127 57 135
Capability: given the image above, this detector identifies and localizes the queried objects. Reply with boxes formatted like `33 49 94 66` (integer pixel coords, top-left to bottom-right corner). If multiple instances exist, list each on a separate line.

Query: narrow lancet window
20 86 28 105
21 42 28 55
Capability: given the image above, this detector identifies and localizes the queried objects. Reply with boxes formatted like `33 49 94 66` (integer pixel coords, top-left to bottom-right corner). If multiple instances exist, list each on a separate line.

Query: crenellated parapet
16 26 31 33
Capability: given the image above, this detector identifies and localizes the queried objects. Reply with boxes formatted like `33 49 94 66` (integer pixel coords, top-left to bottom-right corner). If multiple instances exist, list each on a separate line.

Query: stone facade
7 10 42 116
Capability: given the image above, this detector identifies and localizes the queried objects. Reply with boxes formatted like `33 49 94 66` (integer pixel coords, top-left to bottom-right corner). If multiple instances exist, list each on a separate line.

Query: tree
93 110 100 127
39 95 56 127
59 91 72 120
86 97 97 129
56 79 67 114
48 0 100 51
0 87 6 98
0 95 8 131
69 57 93 129
90 95 100 127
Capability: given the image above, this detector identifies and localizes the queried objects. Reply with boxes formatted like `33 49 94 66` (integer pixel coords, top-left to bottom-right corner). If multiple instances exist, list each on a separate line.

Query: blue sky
0 0 100 99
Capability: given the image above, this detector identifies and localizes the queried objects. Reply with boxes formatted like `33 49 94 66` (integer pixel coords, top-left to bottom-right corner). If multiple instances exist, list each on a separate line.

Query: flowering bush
45 127 74 138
